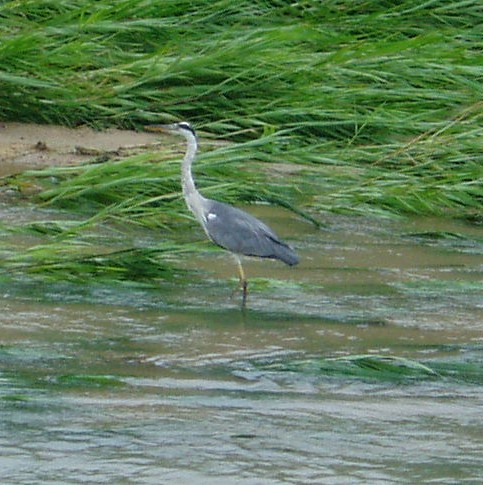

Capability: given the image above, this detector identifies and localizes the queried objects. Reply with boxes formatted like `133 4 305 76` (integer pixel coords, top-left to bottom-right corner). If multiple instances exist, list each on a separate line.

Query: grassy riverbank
0 0 482 279
1 0 481 215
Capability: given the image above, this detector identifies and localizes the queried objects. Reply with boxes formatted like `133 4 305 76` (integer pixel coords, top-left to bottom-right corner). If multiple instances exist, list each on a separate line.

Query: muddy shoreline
0 122 162 177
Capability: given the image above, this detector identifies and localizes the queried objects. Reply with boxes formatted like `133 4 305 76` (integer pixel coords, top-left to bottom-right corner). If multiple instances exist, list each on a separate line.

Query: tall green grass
0 0 481 281
1 0 481 219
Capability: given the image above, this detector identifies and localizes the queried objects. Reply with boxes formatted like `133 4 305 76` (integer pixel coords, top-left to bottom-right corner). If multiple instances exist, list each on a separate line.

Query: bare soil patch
0 122 161 177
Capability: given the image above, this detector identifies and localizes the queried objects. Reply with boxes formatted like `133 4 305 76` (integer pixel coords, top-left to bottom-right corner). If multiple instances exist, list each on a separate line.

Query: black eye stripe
178 122 195 135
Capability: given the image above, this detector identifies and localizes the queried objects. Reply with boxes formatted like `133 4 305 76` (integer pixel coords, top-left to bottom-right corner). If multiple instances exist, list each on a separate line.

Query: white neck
180 130 206 224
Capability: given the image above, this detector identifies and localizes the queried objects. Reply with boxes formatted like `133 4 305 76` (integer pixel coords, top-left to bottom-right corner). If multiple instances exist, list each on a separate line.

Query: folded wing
203 200 299 266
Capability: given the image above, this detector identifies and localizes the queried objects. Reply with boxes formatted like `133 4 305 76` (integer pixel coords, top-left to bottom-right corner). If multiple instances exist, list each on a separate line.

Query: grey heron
146 122 299 306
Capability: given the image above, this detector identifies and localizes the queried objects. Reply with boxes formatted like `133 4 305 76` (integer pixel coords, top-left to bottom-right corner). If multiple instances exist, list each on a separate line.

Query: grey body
203 199 299 265
146 121 299 304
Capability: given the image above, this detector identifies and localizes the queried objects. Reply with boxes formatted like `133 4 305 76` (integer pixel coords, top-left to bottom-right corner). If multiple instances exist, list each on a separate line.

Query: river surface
1 205 482 484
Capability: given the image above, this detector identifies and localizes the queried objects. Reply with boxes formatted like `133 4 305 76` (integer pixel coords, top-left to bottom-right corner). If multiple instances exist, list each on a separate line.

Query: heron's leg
238 260 248 307
234 256 248 306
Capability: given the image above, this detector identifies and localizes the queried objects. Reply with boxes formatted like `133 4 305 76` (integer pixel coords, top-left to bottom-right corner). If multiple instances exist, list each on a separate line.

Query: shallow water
1 207 482 484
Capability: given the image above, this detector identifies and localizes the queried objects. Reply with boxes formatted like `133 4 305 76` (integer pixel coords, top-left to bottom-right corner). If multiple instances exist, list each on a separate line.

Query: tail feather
272 240 299 266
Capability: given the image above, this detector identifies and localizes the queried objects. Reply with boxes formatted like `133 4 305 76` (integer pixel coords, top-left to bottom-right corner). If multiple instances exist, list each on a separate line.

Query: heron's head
145 121 195 138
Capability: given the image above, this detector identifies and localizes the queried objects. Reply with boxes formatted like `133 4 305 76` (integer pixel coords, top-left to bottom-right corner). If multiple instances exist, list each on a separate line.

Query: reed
1 0 481 280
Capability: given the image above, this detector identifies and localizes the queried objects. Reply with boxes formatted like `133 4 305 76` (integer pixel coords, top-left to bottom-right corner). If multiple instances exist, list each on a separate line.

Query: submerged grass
260 354 483 385
0 0 482 281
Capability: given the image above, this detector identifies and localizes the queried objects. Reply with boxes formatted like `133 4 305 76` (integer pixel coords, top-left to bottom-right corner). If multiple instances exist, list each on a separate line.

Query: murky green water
1 207 482 484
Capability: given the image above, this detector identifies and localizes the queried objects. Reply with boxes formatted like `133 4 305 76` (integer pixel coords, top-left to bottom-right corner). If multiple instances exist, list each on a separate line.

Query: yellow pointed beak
144 124 177 133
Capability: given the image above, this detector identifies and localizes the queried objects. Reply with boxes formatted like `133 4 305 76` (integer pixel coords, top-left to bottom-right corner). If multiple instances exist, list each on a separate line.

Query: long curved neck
181 130 206 224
